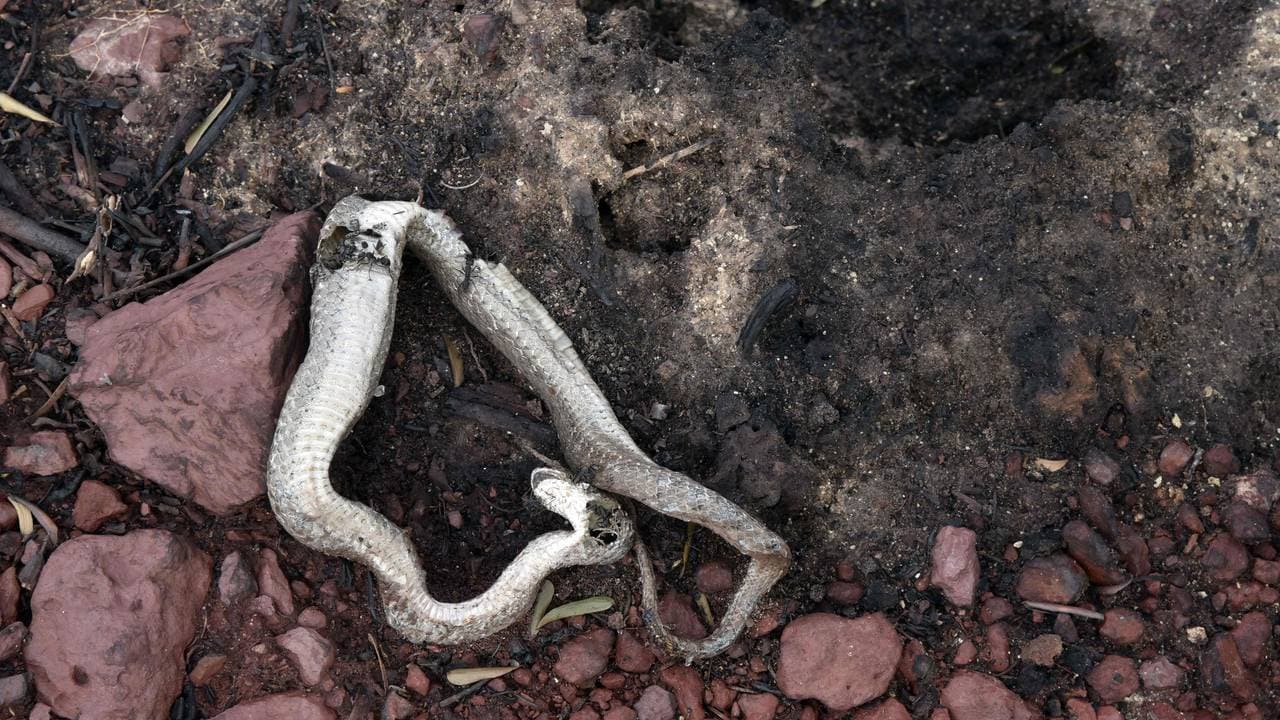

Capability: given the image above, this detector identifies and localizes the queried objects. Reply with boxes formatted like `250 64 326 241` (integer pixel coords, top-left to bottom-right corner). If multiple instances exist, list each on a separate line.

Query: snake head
530 467 634 562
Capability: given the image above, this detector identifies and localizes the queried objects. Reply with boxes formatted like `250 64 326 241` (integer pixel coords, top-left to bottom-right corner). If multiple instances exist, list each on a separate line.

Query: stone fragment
777 613 902 711
24 530 211 720
71 479 127 531
1015 555 1088 604
931 526 979 606
68 212 317 514
554 628 614 686
210 692 336 720
276 627 334 686
939 671 1039 720
3 431 77 476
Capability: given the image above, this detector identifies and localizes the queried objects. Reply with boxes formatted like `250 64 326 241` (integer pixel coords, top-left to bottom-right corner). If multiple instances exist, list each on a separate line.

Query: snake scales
268 196 790 659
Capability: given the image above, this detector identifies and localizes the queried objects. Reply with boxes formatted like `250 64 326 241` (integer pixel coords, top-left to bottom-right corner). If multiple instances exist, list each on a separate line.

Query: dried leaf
7 494 59 544
69 14 191 88
444 336 464 387
7 497 33 536
185 89 233 154
0 92 56 124
695 593 715 628
1033 457 1069 473
534 596 614 631
446 666 516 686
527 580 555 637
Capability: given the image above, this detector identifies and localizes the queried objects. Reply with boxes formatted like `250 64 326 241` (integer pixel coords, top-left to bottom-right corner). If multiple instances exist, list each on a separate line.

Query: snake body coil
268 196 790 658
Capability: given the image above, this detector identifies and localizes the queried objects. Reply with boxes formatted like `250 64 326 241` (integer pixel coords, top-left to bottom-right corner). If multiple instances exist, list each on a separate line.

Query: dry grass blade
527 580 555 637
445 335 464 387
185 89 233 154
695 592 715 627
446 666 517 686
6 493 58 544
7 497 32 536
0 91 57 124
534 596 614 631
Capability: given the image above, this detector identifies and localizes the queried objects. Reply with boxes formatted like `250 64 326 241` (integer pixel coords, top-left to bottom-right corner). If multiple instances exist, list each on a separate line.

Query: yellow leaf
0 91 57 125
1034 457 1069 473
7 497 32 536
446 666 517 686
184 89 233 154
444 336 464 387
527 580 555 637
534 596 614 631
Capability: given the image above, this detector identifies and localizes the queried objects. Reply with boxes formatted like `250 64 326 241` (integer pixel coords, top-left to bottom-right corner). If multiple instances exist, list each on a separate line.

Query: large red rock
211 691 335 720
555 628 615 686
68 213 317 514
940 671 1040 720
25 529 212 720
777 613 902 711
930 526 979 606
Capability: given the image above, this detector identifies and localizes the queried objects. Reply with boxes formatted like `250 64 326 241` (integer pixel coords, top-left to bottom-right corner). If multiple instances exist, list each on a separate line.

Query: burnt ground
1 0 1280 718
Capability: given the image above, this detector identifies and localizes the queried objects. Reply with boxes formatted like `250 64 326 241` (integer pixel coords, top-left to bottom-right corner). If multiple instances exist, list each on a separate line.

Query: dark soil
2 0 1279 718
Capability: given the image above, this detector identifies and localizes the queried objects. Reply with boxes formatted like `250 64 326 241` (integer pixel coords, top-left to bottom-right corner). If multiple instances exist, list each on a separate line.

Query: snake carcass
268 196 791 659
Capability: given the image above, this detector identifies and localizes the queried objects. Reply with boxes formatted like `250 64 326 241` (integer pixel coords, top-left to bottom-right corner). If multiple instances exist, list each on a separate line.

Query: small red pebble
12 283 54 321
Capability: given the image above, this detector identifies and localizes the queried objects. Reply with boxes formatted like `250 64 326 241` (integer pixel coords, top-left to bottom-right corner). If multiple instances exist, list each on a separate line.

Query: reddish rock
1176 503 1205 534
738 692 780 720
298 607 326 629
210 691 336 720
1114 527 1151 576
1223 502 1269 544
940 671 1039 720
1087 655 1139 704
1020 634 1063 667
383 692 414 720
1077 486 1121 540
979 596 1014 624
190 654 226 686
555 628 614 686
896 639 930 690
0 622 26 662
1083 448 1120 486
1201 634 1256 701
71 479 127 531
953 639 978 665
12 284 55 321
68 14 190 88
1158 440 1194 477
25 530 211 720
660 666 705 720
695 561 734 594
405 664 430 696
1140 657 1185 690
276 627 334 686
1203 444 1240 477
635 685 677 720
614 631 655 674
1202 533 1250 582
1065 698 1096 720
0 673 28 706
930 526 979 607
982 624 1011 672
826 581 864 604
658 592 707 639
1099 609 1144 646
1062 520 1127 585
1015 555 1088 604
853 699 910 720
218 550 258 605
1252 558 1280 585
68 212 317 514
1232 470 1280 511
258 548 295 616
3 431 77 476
0 568 18 625
605 709 638 720
777 613 902 711
1229 611 1271 667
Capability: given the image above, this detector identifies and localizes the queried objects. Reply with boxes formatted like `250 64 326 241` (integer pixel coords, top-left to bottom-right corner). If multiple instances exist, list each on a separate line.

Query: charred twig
0 158 48 219
0 205 87 263
737 279 799 356
0 237 38 278
281 0 302 48
5 22 36 95
151 108 203 183
622 137 716 182
23 377 67 424
103 227 265 302
148 74 259 196
446 386 559 448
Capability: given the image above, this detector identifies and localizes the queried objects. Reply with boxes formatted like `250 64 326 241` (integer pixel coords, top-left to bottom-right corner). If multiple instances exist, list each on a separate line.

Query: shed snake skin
268 196 790 659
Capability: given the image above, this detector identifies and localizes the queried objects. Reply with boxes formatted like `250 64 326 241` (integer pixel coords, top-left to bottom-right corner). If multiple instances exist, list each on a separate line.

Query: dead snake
268 196 790 659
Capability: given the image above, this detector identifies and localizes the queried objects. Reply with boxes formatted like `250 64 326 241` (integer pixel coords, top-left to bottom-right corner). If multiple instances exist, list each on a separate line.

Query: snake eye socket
590 527 619 545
